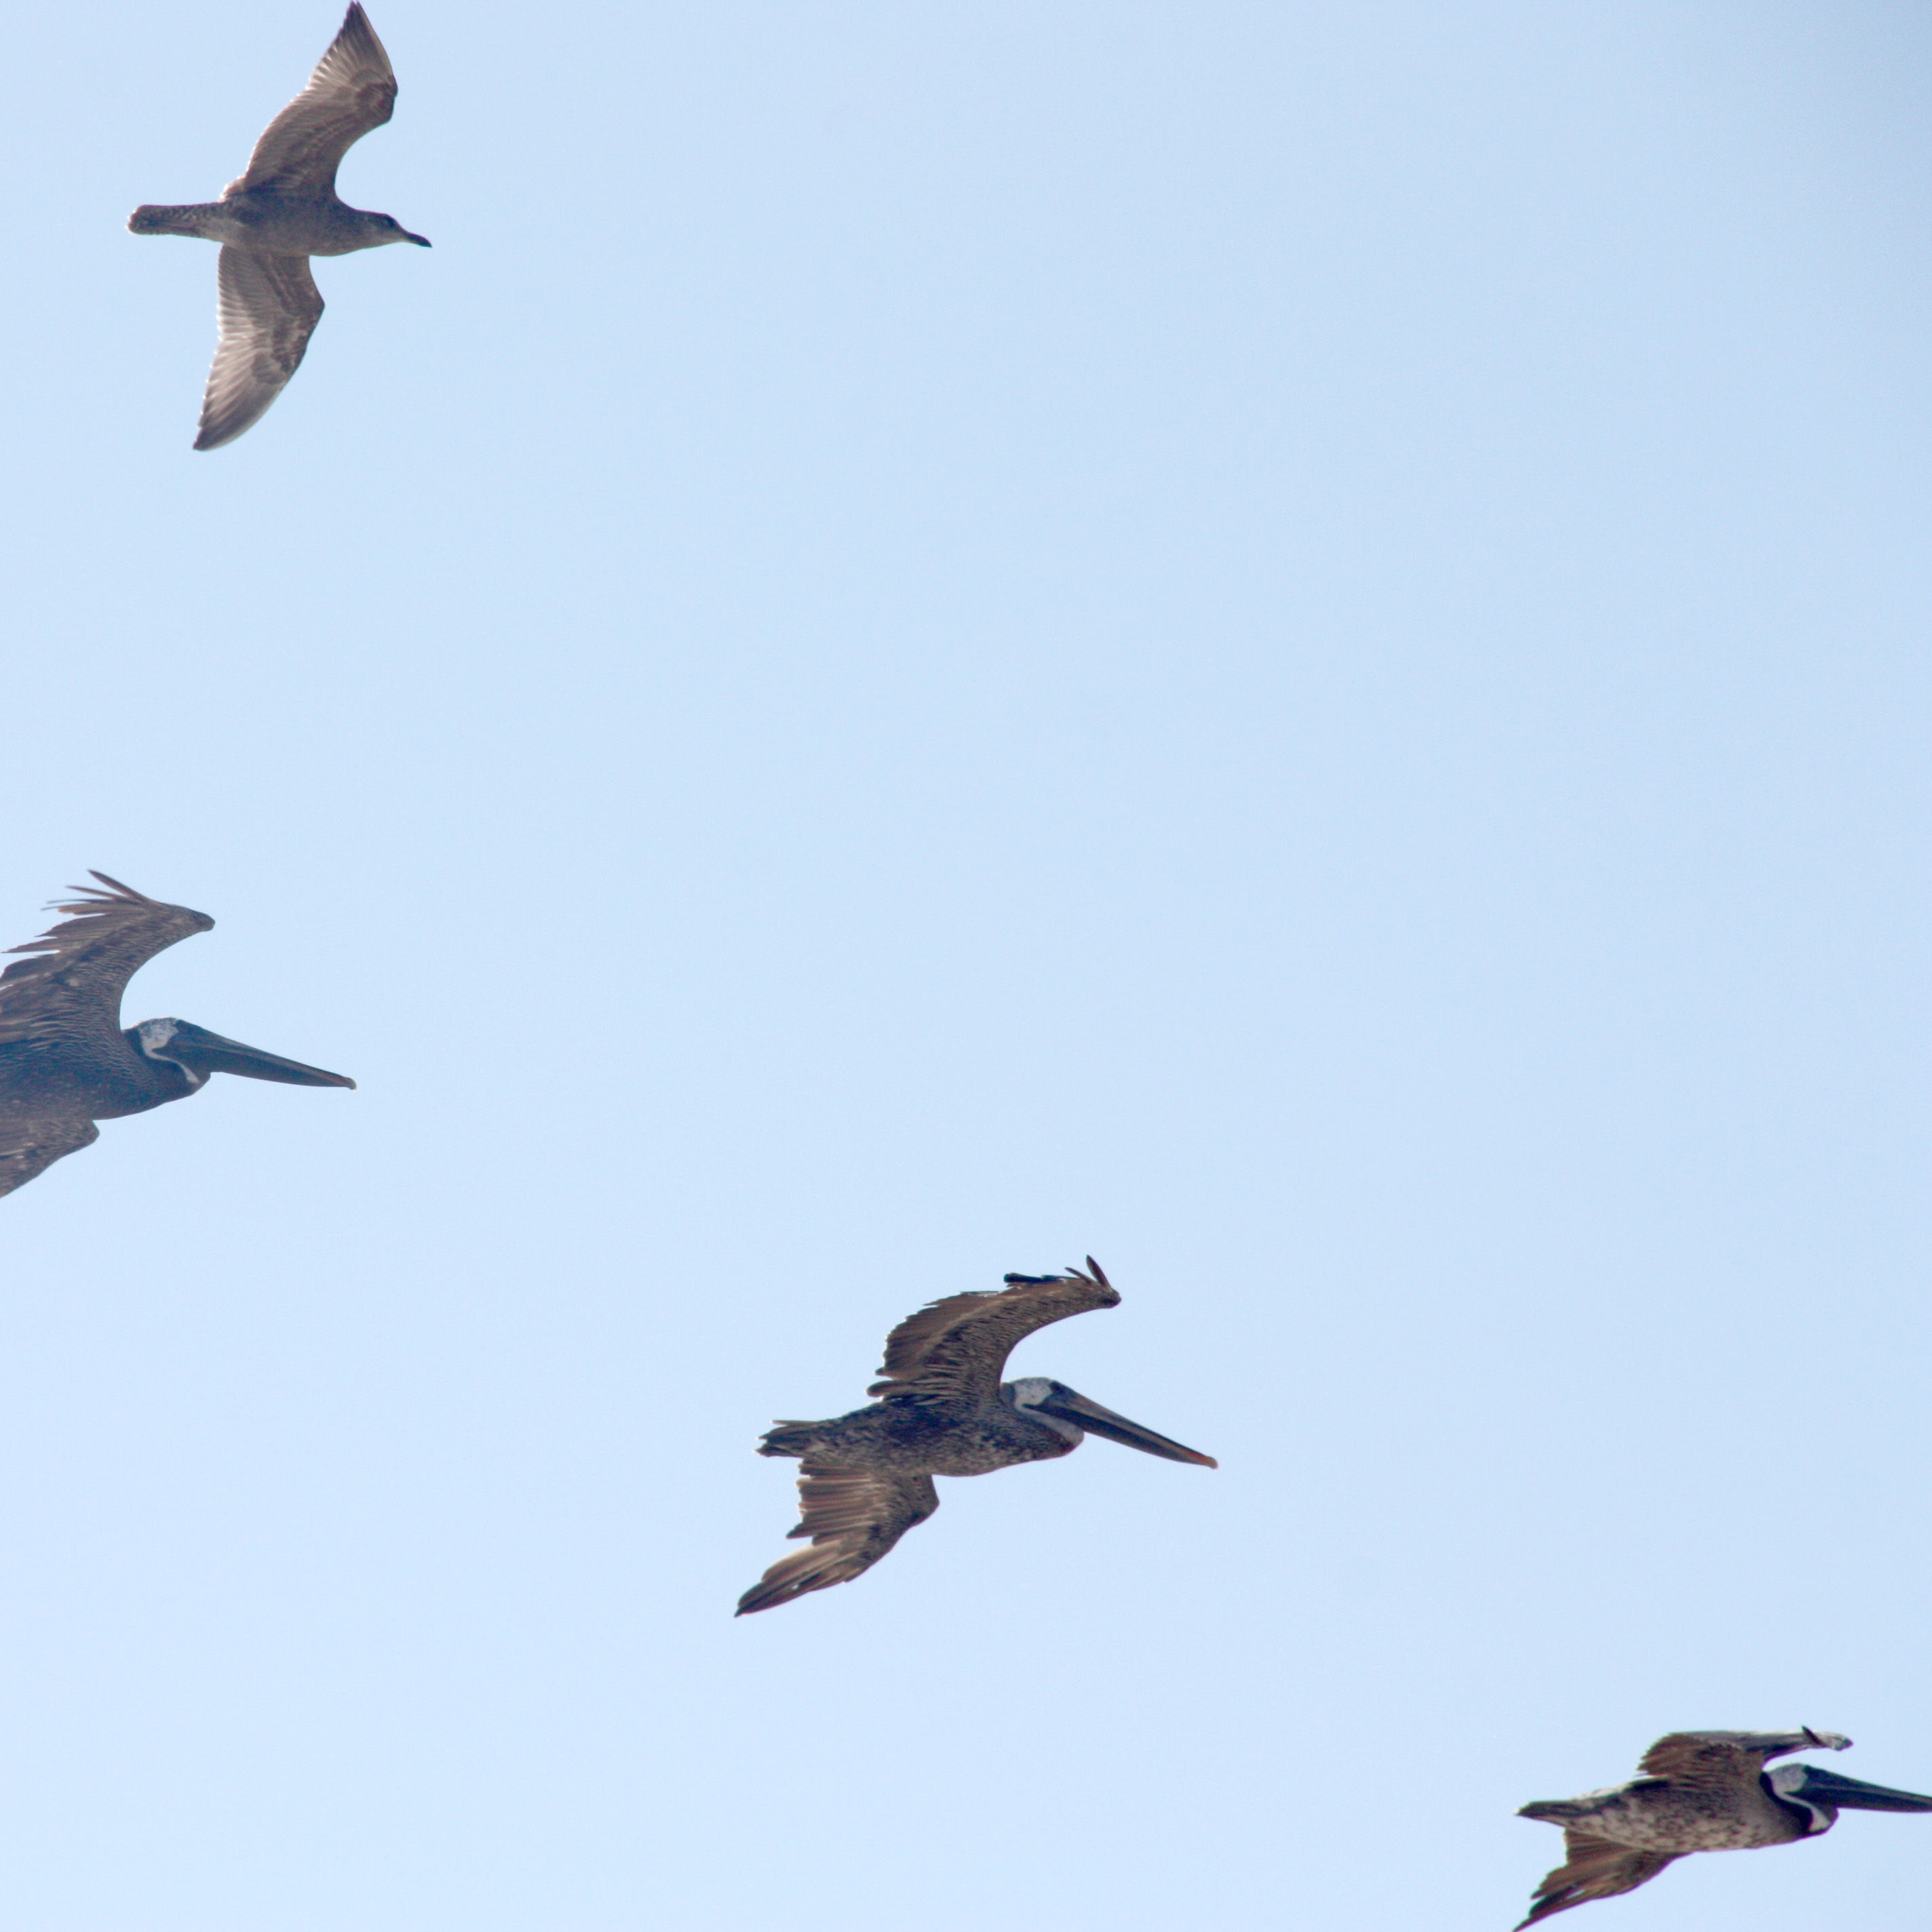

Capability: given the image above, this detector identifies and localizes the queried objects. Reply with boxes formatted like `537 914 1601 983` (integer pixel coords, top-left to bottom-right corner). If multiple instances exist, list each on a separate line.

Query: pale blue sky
2 2 1929 1926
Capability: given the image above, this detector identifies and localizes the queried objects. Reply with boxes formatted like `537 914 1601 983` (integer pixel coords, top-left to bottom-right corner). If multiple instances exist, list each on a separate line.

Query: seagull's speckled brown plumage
128 5 429 448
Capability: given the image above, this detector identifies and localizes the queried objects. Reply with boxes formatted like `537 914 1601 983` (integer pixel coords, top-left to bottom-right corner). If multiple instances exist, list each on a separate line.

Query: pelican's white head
129 1018 355 1093
134 1018 207 1087
1769 1764 1836 1834
1001 1377 1218 1465
1003 1376 1085 1444
1769 1758 1932 1835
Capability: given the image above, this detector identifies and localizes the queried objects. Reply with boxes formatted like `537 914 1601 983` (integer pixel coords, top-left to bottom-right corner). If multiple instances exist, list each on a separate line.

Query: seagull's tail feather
128 204 216 238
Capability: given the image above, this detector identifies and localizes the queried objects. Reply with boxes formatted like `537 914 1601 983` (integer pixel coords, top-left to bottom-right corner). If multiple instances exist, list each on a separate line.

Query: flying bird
0 874 354 1200
737 1259 1216 1615
1515 1728 1932 1925
128 4 429 450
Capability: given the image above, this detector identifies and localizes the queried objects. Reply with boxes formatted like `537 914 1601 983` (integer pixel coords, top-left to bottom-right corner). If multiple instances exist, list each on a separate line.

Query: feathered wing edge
1637 1731 1844 1783
6 873 170 957
228 3 399 197
0 1119 102 1199
865 1259 1120 1406
735 1467 939 1615
195 248 324 451
0 874 212 1046
1515 1834 1680 1927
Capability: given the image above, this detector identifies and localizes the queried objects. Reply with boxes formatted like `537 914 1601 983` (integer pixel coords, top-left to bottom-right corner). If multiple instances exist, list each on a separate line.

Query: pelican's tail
1518 1800 1592 1824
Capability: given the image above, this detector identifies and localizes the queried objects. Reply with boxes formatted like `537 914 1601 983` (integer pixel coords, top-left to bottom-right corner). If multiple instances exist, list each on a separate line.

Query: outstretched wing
196 248 324 451
227 3 399 197
866 1260 1121 1407
0 875 212 1050
735 1466 939 1615
1516 1832 1680 1927
1638 1730 1845 1783
0 1119 101 1199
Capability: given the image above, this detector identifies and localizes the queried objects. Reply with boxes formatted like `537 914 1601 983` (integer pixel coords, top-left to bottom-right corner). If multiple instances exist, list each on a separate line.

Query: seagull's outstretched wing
226 3 399 197
735 1466 940 1615
1516 1832 1680 1927
196 248 324 450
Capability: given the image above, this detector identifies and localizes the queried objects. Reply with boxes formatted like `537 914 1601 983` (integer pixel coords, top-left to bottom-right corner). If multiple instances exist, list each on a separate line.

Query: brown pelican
0 874 353 1199
736 1260 1216 1615
128 5 428 450
1515 1728 1932 1925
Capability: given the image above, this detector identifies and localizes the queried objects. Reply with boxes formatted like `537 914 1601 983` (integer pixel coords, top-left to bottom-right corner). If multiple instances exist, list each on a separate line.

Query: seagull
128 5 429 450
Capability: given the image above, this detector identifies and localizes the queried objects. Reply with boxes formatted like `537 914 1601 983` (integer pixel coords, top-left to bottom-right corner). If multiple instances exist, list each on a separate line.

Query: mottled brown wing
0 1119 101 1199
735 1467 939 1615
0 876 212 1049
1637 1731 1825 1784
197 249 324 451
1516 1833 1680 1927
866 1261 1121 1406
227 3 398 197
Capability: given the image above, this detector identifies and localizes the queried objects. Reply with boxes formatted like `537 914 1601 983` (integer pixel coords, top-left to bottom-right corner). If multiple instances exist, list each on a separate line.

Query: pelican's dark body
758 1393 1078 1477
0 1018 205 1123
1515 1730 1932 1925
737 1261 1216 1614
0 874 354 1199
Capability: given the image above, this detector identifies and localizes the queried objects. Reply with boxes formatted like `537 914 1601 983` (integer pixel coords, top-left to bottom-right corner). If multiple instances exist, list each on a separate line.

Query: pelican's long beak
168 1020 355 1089
1800 1769 1932 1813
1036 1389 1217 1467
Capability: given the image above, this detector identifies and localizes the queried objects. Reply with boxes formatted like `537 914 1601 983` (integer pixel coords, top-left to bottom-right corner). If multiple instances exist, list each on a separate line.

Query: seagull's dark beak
165 1020 355 1089
1036 1387 1218 1466
404 231 431 247
1799 1769 1932 1813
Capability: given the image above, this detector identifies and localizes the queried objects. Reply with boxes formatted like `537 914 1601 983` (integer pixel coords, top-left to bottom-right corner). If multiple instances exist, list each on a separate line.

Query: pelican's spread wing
1638 1730 1847 1785
0 1119 101 1199
0 875 212 1049
866 1260 1121 1406
196 248 325 451
1516 1832 1680 1927
735 1466 940 1615
227 3 398 197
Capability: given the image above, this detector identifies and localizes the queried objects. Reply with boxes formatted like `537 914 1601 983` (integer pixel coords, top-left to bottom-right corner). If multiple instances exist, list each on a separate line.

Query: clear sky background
1 2 1929 1927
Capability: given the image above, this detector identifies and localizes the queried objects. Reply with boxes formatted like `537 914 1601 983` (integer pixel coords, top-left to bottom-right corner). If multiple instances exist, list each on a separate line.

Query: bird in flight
737 1260 1216 1614
1514 1728 1932 1924
0 874 354 1200
129 5 429 450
